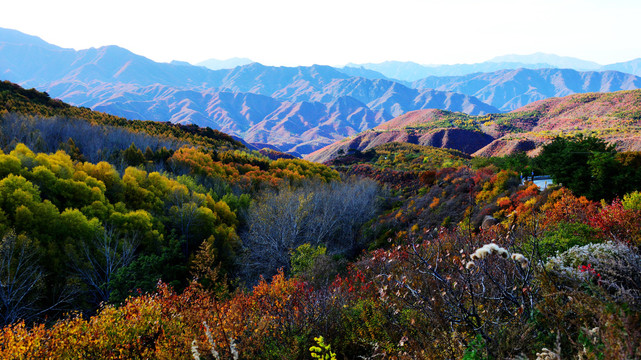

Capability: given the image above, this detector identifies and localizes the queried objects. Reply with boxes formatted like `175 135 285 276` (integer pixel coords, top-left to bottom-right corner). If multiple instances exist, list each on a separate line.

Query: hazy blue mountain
170 60 193 66
336 66 392 81
87 85 388 153
488 53 602 70
349 60 573 81
0 27 496 154
0 27 60 50
602 58 641 77
13 27 635 153
0 29 230 89
196 57 254 70
308 77 496 117
346 61 437 82
78 79 496 153
217 63 351 96
411 68 641 111
350 53 610 81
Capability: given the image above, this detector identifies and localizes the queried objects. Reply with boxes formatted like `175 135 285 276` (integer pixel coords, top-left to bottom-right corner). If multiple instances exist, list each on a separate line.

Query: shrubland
3 168 640 358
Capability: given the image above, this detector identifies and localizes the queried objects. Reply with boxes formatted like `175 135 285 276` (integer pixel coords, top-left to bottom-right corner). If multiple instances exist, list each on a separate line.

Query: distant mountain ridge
0 27 60 50
346 60 558 81
351 54 641 81
603 59 641 78
487 53 601 70
411 68 641 111
84 79 495 154
0 27 497 154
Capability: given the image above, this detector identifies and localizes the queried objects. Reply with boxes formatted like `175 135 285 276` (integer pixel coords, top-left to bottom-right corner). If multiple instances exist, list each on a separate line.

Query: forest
0 82 640 359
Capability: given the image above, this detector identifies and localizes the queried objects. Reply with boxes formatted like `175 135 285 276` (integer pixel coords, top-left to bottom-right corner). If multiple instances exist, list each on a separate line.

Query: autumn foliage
1 83 640 359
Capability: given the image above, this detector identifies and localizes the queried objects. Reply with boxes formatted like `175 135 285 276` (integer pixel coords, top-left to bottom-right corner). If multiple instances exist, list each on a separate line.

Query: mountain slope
411 68 641 111
87 83 494 153
307 89 641 162
474 89 641 156
305 109 495 163
0 80 245 150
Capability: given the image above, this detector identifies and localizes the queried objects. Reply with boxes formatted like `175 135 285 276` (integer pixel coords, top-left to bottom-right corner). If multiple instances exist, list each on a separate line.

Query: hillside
474 90 641 156
305 109 493 163
307 89 641 162
326 142 471 172
0 80 244 150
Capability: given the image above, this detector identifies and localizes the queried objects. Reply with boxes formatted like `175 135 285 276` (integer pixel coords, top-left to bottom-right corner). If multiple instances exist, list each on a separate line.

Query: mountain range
306 89 641 163
2 27 641 155
0 28 496 154
350 53 641 81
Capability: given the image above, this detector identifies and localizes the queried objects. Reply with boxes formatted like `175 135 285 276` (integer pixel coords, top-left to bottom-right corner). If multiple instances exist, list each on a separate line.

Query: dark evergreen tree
535 135 620 200
122 143 145 167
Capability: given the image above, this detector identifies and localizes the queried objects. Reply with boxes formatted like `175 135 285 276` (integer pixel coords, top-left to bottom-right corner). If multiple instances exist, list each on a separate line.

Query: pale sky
1 0 639 66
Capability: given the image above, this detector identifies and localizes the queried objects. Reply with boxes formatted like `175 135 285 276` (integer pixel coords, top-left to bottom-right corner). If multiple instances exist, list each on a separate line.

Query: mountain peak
170 60 192 67
0 27 61 50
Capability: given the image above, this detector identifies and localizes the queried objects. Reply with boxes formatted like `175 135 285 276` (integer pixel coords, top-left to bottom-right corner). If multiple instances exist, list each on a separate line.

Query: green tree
290 243 326 276
109 237 187 303
623 191 641 211
309 336 336 360
535 135 619 200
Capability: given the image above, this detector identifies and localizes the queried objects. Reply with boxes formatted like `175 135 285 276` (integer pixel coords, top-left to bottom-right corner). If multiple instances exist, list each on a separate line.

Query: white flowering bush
467 242 528 269
545 241 641 307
